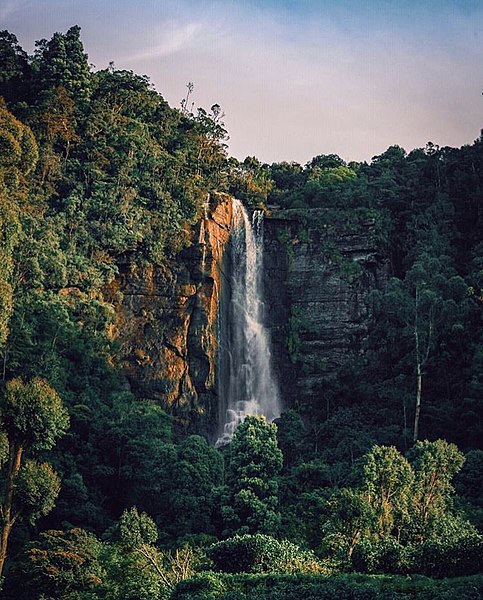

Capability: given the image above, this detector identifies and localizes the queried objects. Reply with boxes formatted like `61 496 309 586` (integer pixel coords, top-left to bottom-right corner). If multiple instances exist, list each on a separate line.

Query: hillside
0 26 482 599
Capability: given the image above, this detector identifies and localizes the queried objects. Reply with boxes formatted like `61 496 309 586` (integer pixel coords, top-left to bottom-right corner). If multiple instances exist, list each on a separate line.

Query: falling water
216 199 281 446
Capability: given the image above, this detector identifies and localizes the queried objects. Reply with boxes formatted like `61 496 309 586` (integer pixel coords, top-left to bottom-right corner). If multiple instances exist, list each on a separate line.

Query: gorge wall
263 208 389 408
105 193 232 435
107 200 388 432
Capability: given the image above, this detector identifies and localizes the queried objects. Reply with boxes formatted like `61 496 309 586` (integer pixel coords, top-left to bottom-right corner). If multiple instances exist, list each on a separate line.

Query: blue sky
2 0 482 164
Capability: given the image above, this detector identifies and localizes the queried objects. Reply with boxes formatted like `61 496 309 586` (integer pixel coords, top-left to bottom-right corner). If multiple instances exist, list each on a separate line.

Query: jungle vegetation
0 27 481 599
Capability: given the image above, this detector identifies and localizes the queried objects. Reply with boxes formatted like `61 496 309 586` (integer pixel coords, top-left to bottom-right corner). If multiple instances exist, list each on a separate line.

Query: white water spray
216 199 281 446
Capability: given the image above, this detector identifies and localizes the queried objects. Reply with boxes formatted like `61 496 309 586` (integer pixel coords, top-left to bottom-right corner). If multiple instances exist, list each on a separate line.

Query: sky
2 0 482 164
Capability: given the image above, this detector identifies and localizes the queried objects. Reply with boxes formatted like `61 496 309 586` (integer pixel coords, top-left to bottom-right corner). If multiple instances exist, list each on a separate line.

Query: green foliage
119 506 158 549
276 410 307 469
111 507 202 599
6 528 104 599
352 532 483 578
33 25 91 107
0 30 31 103
1 377 69 450
0 102 37 347
228 156 273 209
418 533 483 578
361 445 414 537
173 572 483 600
207 534 326 574
169 435 224 540
322 488 376 565
0 376 69 579
455 450 483 531
222 416 283 536
15 460 61 524
408 439 465 541
321 441 475 573
352 537 418 575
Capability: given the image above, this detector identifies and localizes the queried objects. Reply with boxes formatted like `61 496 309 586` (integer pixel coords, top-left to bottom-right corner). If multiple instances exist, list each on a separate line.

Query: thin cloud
2 1 482 163
123 22 202 61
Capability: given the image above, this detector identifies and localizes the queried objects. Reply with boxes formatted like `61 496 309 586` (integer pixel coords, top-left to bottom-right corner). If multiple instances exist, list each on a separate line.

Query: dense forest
0 27 482 599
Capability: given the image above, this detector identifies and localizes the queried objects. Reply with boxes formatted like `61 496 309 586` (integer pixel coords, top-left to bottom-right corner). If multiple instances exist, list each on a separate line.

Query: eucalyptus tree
369 252 471 442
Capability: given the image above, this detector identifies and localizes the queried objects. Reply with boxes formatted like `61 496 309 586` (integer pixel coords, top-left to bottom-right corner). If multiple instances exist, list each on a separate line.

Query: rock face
263 208 388 406
105 193 232 434
106 200 387 435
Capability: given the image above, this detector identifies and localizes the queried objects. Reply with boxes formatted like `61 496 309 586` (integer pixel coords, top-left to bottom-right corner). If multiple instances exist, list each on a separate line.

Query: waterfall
216 199 281 446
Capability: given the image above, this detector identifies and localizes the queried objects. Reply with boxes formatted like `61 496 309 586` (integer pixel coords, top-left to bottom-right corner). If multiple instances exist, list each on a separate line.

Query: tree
6 528 104 599
207 534 324 574
222 415 283 536
34 25 91 107
0 30 31 104
0 377 69 577
116 507 199 598
323 441 472 567
228 156 273 208
168 435 223 540
369 253 471 442
323 488 376 563
361 445 414 539
0 103 37 350
408 439 465 542
276 409 307 470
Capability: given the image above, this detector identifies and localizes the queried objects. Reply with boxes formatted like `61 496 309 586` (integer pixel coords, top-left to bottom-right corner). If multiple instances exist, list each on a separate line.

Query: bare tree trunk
413 285 433 444
0 522 12 580
0 444 23 579
414 359 422 443
413 285 421 444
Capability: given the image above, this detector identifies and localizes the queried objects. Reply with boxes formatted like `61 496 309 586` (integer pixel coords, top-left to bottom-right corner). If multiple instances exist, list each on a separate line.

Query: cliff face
107 201 387 433
106 193 232 433
263 208 388 406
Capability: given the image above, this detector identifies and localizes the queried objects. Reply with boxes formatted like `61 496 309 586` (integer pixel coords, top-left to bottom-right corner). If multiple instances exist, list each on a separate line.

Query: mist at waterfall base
216 199 281 447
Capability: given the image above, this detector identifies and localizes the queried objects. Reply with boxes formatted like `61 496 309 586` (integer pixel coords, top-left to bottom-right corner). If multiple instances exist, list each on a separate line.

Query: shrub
206 534 326 574
352 538 419 575
172 572 483 600
419 534 483 578
352 533 483 578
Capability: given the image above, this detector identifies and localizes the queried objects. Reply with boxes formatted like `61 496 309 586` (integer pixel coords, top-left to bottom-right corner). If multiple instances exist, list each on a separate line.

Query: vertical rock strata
263 208 388 406
105 193 232 432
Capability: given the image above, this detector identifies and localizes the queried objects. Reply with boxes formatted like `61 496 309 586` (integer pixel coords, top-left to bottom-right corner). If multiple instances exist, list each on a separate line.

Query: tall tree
361 445 414 539
0 377 69 577
34 25 91 107
222 415 283 536
408 439 465 542
369 252 471 442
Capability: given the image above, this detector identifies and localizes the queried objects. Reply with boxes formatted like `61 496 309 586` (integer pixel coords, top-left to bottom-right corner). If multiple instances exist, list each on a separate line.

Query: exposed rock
105 201 387 434
104 193 232 434
263 208 388 406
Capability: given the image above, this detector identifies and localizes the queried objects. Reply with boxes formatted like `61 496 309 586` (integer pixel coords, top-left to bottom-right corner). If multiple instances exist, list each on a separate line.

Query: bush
172 572 483 600
206 534 326 574
420 534 483 578
352 533 483 578
352 538 419 575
